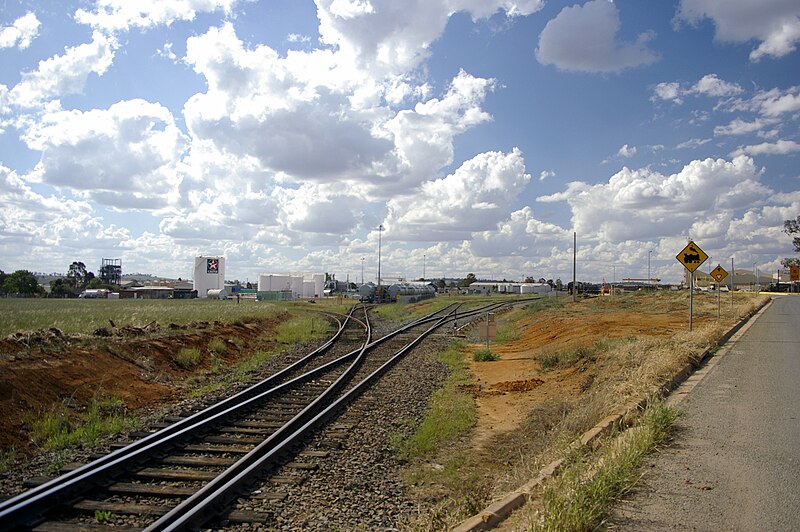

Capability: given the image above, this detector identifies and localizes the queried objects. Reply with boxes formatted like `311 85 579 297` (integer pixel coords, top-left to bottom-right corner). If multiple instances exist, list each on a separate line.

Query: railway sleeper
134 467 219 481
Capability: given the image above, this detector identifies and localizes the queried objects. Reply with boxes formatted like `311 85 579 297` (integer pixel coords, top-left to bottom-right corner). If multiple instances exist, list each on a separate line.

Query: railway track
0 300 514 531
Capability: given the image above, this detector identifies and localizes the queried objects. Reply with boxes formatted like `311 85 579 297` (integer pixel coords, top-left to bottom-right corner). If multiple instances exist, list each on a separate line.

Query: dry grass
403 291 768 528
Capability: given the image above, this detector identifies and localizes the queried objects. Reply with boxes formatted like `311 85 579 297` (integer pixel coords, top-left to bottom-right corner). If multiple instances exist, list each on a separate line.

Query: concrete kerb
452 296 772 532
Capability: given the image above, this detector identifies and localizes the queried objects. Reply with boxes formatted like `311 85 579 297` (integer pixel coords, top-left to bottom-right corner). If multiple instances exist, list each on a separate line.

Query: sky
0 0 798 285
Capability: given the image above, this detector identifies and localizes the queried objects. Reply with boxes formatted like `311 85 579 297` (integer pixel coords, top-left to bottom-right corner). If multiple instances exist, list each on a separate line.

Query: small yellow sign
676 241 708 273
710 264 728 283
791 265 800 282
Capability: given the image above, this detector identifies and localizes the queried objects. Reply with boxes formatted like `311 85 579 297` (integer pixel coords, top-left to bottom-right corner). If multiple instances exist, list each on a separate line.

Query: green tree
785 215 800 253
49 278 75 297
459 273 477 287
86 277 106 289
67 261 88 289
4 270 40 295
0 270 7 295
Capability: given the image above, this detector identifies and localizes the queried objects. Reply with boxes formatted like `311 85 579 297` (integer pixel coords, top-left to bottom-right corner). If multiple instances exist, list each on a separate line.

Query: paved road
609 295 800 531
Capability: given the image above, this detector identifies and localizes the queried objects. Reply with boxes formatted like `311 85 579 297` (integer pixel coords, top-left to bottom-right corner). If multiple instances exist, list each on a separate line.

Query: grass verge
531 401 678 531
394 340 476 459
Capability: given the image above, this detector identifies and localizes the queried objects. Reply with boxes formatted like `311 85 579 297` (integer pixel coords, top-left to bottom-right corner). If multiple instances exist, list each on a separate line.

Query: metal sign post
676 240 709 332
710 264 728 320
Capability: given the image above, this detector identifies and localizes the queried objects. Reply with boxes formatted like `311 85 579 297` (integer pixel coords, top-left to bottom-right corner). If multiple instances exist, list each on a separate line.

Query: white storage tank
258 274 293 293
303 281 316 298
193 256 225 298
207 288 229 300
311 273 325 298
291 276 304 298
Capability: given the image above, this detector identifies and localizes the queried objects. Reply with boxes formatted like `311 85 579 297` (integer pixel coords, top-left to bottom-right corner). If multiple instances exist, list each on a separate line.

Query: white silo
258 274 293 293
311 273 325 298
193 256 225 298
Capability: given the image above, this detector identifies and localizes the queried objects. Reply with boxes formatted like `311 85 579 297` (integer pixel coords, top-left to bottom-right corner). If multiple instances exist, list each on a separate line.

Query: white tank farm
193 256 225 298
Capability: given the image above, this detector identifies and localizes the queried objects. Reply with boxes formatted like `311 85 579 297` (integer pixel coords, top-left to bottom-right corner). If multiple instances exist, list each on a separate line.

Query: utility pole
572 231 577 302
378 224 384 293
361 257 364 285
648 250 652 290
423 254 426 281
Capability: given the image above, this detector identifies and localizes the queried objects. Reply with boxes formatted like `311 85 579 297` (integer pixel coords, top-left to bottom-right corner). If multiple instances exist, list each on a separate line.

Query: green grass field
0 298 287 336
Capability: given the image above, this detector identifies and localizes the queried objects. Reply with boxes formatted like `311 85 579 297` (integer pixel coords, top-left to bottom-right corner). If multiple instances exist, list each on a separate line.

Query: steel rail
0 306 363 530
1 300 515 530
147 305 457 531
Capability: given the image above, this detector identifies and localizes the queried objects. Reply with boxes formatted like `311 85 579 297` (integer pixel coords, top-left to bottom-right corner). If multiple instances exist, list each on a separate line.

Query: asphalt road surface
609 295 800 531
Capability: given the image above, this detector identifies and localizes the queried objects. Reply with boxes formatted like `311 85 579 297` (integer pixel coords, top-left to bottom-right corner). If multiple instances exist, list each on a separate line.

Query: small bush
473 348 499 362
175 347 202 368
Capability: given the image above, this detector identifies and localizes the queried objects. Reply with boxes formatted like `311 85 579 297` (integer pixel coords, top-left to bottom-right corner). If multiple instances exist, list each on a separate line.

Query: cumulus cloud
618 144 637 158
75 0 239 33
9 31 116 108
316 0 544 74
22 99 188 208
538 155 768 241
536 0 659 73
0 12 40 49
383 148 531 241
676 0 800 61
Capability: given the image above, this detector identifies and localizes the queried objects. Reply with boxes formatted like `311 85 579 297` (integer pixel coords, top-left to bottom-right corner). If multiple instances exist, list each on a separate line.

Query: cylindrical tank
312 273 325 298
207 288 229 299
258 274 292 293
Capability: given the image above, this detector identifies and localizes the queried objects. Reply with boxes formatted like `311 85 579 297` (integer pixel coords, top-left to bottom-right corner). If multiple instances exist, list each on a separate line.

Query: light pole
423 254 426 281
648 250 652 290
361 257 364 285
377 224 384 291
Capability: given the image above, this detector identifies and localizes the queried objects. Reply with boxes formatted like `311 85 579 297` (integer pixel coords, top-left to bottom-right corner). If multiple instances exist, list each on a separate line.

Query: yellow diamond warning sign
710 264 728 283
676 241 708 273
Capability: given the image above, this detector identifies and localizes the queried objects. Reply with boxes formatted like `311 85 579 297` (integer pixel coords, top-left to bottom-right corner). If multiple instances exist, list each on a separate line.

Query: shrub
473 348 499 362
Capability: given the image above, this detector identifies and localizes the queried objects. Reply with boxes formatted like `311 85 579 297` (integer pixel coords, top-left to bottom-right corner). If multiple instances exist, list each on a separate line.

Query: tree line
1 261 117 297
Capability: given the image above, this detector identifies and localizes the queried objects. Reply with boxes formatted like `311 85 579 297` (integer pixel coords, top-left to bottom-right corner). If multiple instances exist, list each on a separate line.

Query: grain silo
193 256 225 298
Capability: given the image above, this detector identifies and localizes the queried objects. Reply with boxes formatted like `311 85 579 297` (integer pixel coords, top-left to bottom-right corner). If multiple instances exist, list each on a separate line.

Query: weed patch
207 337 227 354
175 347 202 368
29 391 136 451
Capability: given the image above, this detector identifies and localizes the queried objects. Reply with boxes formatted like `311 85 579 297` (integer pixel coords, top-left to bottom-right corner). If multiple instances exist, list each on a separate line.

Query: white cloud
676 0 800 61
9 31 117 108
618 144 637 158
538 155 768 241
0 12 40 50
21 99 188 209
157 41 178 61
651 82 683 104
714 117 781 136
536 0 659 73
651 74 742 104
75 0 239 33
675 139 711 150
688 74 743 97
731 139 800 157
316 0 544 75
383 148 531 241
748 86 800 117
539 169 555 181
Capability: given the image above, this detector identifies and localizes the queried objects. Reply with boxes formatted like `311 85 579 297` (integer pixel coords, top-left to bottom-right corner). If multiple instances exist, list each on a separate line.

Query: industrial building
193 256 225 298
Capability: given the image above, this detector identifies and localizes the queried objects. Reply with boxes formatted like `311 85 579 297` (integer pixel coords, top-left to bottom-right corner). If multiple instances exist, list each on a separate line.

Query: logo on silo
207 259 219 274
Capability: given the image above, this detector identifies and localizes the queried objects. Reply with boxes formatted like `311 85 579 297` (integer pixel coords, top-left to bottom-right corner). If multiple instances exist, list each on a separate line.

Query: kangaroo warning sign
710 264 728 283
676 241 708 273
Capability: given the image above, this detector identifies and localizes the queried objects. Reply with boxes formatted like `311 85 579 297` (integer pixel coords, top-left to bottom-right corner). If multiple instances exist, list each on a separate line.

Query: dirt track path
608 296 800 531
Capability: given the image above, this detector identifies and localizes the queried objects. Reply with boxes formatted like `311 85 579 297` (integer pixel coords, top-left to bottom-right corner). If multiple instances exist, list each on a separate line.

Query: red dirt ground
467 297 713 449
0 317 285 454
